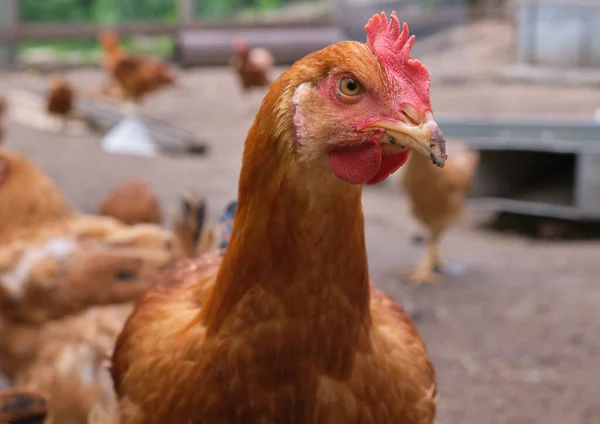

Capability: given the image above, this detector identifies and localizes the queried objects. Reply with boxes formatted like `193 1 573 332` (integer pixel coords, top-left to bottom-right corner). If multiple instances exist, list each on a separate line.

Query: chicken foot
407 226 446 284
408 240 441 284
121 100 140 117
408 228 466 283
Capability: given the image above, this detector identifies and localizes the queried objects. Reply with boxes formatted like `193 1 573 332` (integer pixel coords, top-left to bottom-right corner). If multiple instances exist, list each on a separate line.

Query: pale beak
362 112 447 167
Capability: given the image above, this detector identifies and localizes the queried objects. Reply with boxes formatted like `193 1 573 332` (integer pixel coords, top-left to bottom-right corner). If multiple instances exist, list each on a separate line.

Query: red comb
232 38 248 53
365 12 430 101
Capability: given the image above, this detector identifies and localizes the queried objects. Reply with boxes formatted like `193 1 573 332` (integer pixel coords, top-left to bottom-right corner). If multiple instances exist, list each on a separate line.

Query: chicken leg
121 100 140 117
408 229 444 285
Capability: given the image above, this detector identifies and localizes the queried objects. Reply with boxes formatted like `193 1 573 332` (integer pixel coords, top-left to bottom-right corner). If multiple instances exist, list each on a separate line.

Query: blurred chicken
112 56 174 108
98 30 174 108
229 38 274 92
0 388 47 424
402 143 479 284
98 30 124 74
100 179 162 226
0 149 181 377
46 74 75 132
0 237 175 376
97 30 126 100
14 304 132 424
10 212 231 424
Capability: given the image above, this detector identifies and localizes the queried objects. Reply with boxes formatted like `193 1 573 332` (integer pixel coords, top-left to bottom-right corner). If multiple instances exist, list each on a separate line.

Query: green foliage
19 0 323 23
19 0 176 23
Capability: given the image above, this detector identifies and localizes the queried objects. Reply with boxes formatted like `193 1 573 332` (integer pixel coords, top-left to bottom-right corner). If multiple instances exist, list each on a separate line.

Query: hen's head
275 12 446 185
232 38 249 54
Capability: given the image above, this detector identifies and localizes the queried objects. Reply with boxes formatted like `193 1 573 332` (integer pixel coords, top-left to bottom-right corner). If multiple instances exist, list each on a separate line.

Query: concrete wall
516 0 600 68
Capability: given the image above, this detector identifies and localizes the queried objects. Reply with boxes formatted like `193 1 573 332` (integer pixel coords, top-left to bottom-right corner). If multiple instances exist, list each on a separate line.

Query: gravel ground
1 28 600 423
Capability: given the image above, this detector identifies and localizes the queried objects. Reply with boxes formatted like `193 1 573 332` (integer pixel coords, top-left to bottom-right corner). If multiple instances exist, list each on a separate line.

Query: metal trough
437 116 600 220
14 82 208 155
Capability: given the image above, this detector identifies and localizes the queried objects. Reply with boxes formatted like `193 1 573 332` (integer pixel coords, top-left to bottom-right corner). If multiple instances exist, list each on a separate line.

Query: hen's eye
339 77 363 96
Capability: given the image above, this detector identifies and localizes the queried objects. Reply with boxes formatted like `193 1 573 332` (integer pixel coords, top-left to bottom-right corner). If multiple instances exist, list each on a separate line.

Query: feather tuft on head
365 11 430 98
232 38 248 53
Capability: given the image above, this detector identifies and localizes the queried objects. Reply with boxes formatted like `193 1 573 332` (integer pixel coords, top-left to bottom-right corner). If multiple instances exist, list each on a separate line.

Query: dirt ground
2 22 600 423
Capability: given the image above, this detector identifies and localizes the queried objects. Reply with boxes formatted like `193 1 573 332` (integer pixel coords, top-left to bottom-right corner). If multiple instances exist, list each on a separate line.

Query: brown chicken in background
111 56 175 106
0 388 47 424
401 142 479 284
46 74 75 130
97 30 126 100
98 30 174 106
0 149 183 379
100 178 162 226
108 12 445 424
98 30 124 74
229 38 274 91
13 304 132 424
7 215 225 424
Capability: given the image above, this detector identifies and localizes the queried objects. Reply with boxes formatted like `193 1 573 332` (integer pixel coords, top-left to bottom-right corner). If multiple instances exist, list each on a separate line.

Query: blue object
217 200 237 251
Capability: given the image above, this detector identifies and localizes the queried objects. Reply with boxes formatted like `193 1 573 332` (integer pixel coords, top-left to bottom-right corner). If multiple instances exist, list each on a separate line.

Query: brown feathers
0 149 74 244
46 74 75 119
100 179 162 226
112 56 175 103
111 15 436 423
229 40 274 91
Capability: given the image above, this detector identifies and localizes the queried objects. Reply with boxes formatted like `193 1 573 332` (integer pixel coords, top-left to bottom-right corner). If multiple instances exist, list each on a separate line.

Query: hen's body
113 254 435 424
402 148 479 283
112 57 174 104
113 63 436 424
112 12 445 423
46 75 74 119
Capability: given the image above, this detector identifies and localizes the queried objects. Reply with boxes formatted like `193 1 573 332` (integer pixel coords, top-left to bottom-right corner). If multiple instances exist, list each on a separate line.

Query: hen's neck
201 117 372 371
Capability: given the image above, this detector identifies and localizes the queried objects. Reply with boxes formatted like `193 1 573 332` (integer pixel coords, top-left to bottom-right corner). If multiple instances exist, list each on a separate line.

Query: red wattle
367 150 411 185
329 142 382 185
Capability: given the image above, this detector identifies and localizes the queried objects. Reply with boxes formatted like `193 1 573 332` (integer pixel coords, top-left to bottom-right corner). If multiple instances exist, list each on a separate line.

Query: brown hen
401 144 479 284
112 56 174 105
229 39 274 92
109 12 447 424
46 74 75 130
98 30 174 106
0 149 180 378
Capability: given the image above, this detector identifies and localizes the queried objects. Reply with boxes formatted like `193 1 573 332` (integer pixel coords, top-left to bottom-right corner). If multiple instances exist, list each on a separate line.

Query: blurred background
0 1 599 424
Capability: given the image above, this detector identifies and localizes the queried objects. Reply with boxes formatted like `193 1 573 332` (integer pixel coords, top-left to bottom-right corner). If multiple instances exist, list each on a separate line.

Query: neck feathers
200 81 371 341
